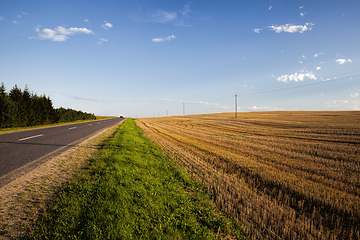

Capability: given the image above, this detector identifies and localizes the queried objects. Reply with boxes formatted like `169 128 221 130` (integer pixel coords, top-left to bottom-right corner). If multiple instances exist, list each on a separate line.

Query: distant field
136 111 360 239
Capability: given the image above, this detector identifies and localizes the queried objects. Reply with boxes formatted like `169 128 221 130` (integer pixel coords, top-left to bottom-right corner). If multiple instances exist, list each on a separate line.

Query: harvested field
136 111 360 240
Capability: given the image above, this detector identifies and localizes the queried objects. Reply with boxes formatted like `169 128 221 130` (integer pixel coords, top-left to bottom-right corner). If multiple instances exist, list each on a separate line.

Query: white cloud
300 5 304 9
298 60 303 64
335 58 352 65
268 22 314 33
316 67 321 70
249 106 285 111
268 6 273 10
351 93 359 98
84 19 90 23
300 12 307 17
96 38 108 45
101 21 113 29
13 20 18 24
320 61 325 64
313 53 323 58
16 14 21 18
253 28 262 33
21 12 27 15
35 26 94 42
277 70 317 83
152 35 176 42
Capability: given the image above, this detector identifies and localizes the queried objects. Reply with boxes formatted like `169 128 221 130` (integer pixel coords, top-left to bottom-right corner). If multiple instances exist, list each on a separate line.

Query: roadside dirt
0 121 123 239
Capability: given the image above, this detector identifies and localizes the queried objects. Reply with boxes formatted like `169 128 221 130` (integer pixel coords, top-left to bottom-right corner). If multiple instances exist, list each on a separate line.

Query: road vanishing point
0 118 124 187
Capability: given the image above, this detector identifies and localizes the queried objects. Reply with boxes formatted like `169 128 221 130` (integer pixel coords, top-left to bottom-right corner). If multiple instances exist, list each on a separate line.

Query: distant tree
0 82 9 128
9 85 23 127
0 83 97 129
22 85 31 126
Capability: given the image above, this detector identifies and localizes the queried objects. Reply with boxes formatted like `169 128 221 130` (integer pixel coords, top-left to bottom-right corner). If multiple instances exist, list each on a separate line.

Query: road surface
0 118 124 187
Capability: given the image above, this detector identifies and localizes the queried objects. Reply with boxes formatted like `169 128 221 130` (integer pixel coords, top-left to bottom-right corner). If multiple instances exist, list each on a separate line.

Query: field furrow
137 111 360 240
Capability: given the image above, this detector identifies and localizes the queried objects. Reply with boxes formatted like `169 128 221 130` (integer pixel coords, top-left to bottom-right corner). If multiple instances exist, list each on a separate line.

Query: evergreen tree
0 83 97 129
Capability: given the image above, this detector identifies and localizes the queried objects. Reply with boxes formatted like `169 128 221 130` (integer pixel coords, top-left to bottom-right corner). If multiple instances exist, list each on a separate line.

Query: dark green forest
0 83 96 129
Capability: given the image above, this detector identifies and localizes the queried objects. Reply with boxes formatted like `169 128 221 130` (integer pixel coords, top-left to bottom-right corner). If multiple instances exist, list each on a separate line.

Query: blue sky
1 0 359 117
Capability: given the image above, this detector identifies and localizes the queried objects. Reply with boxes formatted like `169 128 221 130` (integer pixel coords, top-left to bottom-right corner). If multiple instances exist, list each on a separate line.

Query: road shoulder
0 120 124 239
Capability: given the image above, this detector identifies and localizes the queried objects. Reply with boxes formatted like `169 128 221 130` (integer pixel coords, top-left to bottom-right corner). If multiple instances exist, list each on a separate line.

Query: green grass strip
26 118 245 239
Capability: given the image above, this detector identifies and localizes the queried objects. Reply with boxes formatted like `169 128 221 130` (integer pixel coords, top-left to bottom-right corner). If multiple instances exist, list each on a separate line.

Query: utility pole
235 94 238 118
183 103 185 116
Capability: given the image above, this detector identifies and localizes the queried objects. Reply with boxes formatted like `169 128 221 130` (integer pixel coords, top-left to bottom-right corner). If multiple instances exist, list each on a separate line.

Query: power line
146 70 360 117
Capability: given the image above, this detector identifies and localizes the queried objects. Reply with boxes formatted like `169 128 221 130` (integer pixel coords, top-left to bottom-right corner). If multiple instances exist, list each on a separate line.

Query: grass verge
26 118 245 239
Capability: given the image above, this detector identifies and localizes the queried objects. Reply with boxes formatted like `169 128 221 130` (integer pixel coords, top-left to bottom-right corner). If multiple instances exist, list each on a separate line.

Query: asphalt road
0 118 124 187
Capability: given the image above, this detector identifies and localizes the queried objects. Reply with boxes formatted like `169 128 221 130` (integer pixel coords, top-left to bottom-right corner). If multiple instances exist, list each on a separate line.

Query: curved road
0 118 125 187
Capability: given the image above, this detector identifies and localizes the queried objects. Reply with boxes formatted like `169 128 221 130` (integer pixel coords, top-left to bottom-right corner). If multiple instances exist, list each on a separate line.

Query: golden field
136 111 360 240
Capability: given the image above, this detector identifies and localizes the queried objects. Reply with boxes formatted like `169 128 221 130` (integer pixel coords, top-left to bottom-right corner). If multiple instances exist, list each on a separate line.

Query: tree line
0 83 96 129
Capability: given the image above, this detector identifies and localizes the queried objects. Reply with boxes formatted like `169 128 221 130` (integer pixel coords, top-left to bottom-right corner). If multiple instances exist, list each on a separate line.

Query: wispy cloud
268 6 273 10
133 9 177 23
268 23 314 33
34 26 94 42
13 20 18 24
101 21 113 30
131 4 207 27
0 17 3 21
55 91 148 103
157 98 230 110
16 12 27 18
316 67 321 70
152 35 176 42
313 53 323 58
300 5 304 9
253 28 262 33
84 18 90 23
176 3 192 26
97 38 108 45
300 12 307 17
335 58 352 65
277 70 317 83
326 100 360 110
351 93 359 98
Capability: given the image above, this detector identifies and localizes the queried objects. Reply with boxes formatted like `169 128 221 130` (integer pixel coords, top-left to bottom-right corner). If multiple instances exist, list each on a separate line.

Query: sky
1 0 359 117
